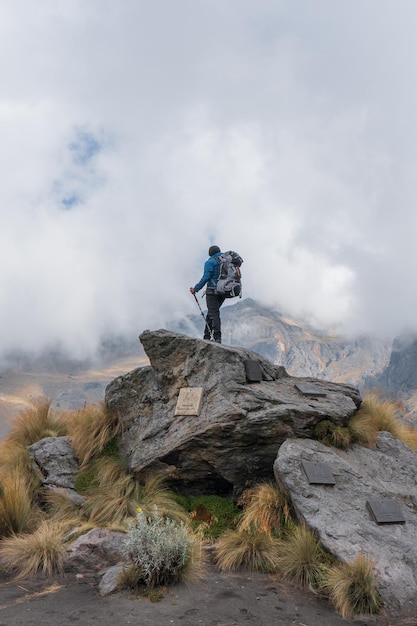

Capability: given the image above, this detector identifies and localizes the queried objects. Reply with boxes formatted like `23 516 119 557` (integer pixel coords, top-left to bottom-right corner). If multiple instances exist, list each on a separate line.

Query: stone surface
29 436 78 490
64 528 126 574
105 329 361 495
98 564 124 596
274 433 417 612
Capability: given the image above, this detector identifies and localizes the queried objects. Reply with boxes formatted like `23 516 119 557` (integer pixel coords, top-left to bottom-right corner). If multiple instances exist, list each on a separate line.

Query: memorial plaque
302 460 336 485
175 387 204 416
366 498 405 525
244 360 262 383
295 383 327 397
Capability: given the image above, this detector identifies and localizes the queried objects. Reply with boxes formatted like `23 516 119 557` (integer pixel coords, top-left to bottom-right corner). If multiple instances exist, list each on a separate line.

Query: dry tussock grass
350 393 417 453
6 399 67 447
348 413 379 447
0 439 32 477
68 402 120 467
82 476 141 526
314 420 352 449
0 519 66 579
82 467 185 527
214 528 281 573
239 483 290 536
325 553 382 618
350 394 402 444
276 525 330 589
397 424 417 452
42 488 87 534
135 472 187 521
0 473 36 537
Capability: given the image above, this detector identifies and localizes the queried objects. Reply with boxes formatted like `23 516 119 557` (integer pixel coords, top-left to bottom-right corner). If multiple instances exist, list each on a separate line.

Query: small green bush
74 469 98 494
122 507 197 589
176 494 241 538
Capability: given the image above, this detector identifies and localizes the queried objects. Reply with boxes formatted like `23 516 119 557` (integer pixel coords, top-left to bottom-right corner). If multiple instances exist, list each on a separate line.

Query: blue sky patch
61 195 80 209
69 130 101 166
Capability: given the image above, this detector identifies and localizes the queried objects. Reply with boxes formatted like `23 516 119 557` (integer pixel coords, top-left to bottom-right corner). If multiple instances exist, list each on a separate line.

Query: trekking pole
191 291 215 341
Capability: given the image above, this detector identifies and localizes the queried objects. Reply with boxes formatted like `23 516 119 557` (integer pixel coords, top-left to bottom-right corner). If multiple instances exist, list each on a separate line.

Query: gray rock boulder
98 563 124 596
105 329 361 495
64 528 126 573
28 436 79 500
274 433 417 612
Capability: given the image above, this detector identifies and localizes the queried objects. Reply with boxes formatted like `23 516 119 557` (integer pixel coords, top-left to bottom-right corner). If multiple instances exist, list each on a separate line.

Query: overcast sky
1 0 416 359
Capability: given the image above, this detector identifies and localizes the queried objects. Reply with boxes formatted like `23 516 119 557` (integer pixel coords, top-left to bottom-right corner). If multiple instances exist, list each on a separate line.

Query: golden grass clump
214 528 281 573
238 482 291 536
0 439 32 478
349 394 402 446
42 488 89 534
348 413 378 447
82 468 185 528
82 474 142 526
0 519 66 579
314 420 352 449
68 402 121 467
325 553 382 618
0 473 35 537
135 472 188 521
6 399 68 447
397 424 417 452
276 525 331 589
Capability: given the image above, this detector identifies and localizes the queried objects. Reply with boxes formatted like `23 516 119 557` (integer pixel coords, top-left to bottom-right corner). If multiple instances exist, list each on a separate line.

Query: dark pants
204 291 226 342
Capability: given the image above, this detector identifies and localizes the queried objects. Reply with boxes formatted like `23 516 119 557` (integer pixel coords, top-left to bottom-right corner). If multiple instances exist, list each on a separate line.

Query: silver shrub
122 506 194 588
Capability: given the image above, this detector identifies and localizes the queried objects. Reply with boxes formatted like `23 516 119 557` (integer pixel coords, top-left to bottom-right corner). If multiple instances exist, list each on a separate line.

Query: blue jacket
194 251 222 292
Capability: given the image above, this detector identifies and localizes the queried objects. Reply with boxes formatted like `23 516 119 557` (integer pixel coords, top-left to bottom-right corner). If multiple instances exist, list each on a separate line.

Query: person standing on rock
190 245 225 343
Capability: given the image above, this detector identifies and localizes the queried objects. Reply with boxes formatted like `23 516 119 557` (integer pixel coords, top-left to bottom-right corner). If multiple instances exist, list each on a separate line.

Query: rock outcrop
29 436 82 504
274 434 417 612
64 528 126 573
24 328 417 615
105 329 361 495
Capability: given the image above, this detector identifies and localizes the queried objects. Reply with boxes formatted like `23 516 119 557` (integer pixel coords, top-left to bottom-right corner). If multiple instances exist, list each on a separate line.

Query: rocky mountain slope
366 333 417 418
174 298 392 390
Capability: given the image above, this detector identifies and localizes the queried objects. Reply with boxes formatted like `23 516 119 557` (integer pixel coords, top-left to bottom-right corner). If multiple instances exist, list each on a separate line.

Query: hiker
190 245 225 343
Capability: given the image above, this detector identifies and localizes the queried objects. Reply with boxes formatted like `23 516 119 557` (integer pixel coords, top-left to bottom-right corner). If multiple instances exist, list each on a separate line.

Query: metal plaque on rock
175 387 204 416
295 383 327 397
244 360 262 383
302 460 336 485
366 498 406 525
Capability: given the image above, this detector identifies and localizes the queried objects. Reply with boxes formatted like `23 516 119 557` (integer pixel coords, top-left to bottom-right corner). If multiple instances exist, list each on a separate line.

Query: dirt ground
0 561 415 626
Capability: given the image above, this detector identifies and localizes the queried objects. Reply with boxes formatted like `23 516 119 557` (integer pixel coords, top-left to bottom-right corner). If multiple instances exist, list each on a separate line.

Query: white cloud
0 0 417 359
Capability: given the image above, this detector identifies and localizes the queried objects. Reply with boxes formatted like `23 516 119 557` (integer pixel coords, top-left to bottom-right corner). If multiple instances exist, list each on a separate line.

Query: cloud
0 0 416 359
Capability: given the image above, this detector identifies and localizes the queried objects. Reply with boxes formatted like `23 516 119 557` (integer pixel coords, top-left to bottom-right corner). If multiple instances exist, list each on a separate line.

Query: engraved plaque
366 498 405 525
175 387 204 416
302 460 336 485
244 360 262 383
295 383 327 397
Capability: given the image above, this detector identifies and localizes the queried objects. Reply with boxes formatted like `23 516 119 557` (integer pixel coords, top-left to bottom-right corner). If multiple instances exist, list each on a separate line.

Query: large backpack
215 250 243 298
